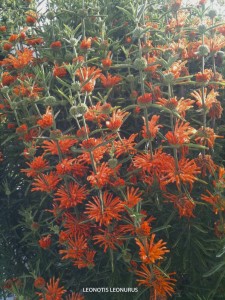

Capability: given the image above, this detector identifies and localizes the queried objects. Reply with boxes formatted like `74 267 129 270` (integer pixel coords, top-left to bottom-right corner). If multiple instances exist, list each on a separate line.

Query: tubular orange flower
37 107 54 129
101 51 112 68
13 83 43 99
195 153 217 177
142 115 162 139
195 69 213 83
59 235 88 260
53 65 67 77
85 191 124 225
2 72 16 86
114 133 138 158
9 34 18 42
3 43 13 51
93 227 124 252
164 192 196 218
137 93 153 105
3 48 33 69
75 66 101 93
75 249 96 269
79 137 107 164
31 172 61 193
34 277 46 289
80 37 92 49
42 137 77 155
54 182 88 208
165 121 196 145
106 109 129 131
84 102 111 125
135 235 169 264
201 190 220 208
195 127 223 148
50 41 62 48
100 73 122 88
163 157 200 189
126 187 143 208
21 155 49 177
156 96 195 116
38 235 51 249
65 293 85 300
135 264 176 297
36 277 66 300
87 162 120 188
62 213 91 237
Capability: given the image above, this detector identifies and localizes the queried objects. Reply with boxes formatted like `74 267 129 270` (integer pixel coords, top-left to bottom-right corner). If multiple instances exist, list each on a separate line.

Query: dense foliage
1 0 225 299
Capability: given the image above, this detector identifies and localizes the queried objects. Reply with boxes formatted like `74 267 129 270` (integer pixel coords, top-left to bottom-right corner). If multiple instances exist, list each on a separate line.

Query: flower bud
198 24 207 34
71 81 81 91
163 73 175 84
76 103 88 115
126 74 135 83
133 57 148 71
108 158 118 168
208 9 217 19
1 86 9 94
46 10 55 20
44 96 56 106
197 44 210 56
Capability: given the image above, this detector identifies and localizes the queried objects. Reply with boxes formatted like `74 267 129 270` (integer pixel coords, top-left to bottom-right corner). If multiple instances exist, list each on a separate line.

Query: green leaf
203 261 225 277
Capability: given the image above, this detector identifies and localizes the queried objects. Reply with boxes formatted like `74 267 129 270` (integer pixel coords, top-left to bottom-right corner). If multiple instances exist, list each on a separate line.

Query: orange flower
106 109 129 131
201 190 220 207
50 41 62 48
37 107 54 129
137 93 153 105
42 137 77 155
0 26 7 32
165 121 196 145
195 69 213 83
36 277 66 300
53 65 67 77
26 37 44 46
163 157 200 189
79 137 107 164
65 292 85 300
195 153 217 177
191 88 219 110
93 227 124 252
85 191 124 225
26 11 38 25
157 96 194 116
3 48 33 69
13 83 43 99
165 192 196 218
126 187 143 208
87 162 116 188
62 213 91 237
135 264 176 297
54 182 88 208
195 127 223 148
2 72 16 86
21 156 49 177
31 172 61 193
80 37 92 50
34 277 46 289
101 51 112 68
9 34 18 42
38 235 51 249
100 73 122 88
84 102 111 125
114 133 138 157
135 235 169 264
3 43 13 51
60 235 87 260
142 115 162 139
75 66 101 93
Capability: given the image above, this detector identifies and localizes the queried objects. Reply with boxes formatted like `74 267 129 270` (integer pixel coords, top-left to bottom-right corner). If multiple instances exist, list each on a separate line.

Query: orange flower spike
34 277 46 289
50 41 62 49
37 106 54 129
59 235 88 260
165 121 196 146
93 227 124 252
100 73 122 88
85 191 124 226
135 264 176 297
135 235 169 264
195 127 223 148
36 277 66 300
38 235 51 249
65 292 85 300
31 172 61 193
53 65 67 77
126 187 143 208
114 133 138 158
54 182 88 208
142 115 162 139
3 48 33 69
21 156 49 177
106 109 129 131
80 37 92 50
101 51 112 68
